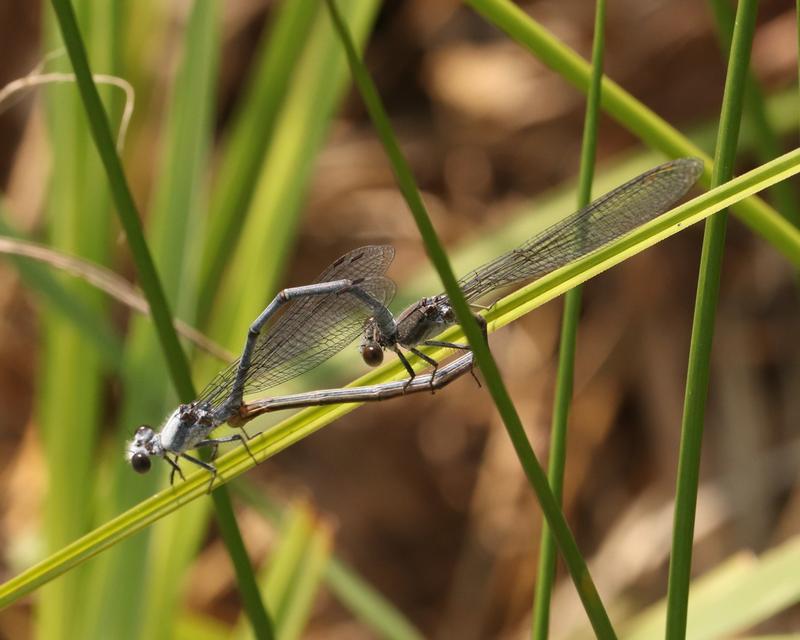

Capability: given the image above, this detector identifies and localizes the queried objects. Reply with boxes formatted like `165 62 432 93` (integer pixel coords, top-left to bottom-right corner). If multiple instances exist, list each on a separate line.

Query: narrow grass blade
532 1 604 636
2 150 798 610
48 1 270 637
233 481 424 640
263 505 315 623
277 525 330 640
198 1 379 384
624 535 800 639
137 4 377 637
464 0 800 264
107 2 221 636
49 0 192 397
130 4 273 638
39 3 116 637
324 560 424 640
175 615 232 640
666 2 757 637
216 491 274 640
0 205 121 363
708 0 799 224
324 0 616 636
0 222 228 361
197 0 319 319
166 5 374 632
233 501 326 640
141 4 378 637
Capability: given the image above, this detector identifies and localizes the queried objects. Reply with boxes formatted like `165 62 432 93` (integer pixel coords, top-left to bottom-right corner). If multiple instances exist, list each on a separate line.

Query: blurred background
0 0 798 638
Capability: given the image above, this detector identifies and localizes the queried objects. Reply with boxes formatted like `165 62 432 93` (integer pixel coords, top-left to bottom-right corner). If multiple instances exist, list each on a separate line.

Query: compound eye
361 343 384 367
135 424 150 437
131 452 151 474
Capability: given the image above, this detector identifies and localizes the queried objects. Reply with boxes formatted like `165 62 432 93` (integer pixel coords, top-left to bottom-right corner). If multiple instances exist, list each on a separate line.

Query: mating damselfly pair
127 158 703 484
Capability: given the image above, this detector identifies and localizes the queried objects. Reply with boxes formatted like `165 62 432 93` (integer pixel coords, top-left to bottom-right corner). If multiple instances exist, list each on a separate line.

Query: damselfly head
126 425 162 474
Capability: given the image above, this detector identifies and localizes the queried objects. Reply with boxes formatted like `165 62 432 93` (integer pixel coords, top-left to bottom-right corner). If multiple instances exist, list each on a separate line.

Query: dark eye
131 452 151 474
361 343 384 366
135 424 150 436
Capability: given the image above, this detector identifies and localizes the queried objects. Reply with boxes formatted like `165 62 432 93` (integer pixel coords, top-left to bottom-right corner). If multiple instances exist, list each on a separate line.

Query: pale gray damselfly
358 158 704 383
127 245 398 482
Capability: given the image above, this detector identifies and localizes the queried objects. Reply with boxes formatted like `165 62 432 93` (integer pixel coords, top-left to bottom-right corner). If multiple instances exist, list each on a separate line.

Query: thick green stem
665 1 757 637
532 0 605 637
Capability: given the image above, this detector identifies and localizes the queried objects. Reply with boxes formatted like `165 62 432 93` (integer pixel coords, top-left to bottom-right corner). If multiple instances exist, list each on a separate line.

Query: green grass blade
708 0 799 224
234 502 329 640
39 3 117 637
2 150 799 610
137 4 379 636
233 481 424 640
214 488 274 639
140 4 379 636
197 1 379 383
532 1 605 636
48 2 270 636
130 4 272 637
215 490 274 640
666 2 757 637
105 2 222 637
0 205 121 364
197 0 319 319
175 615 231 640
464 0 800 264
234 501 326 640
625 535 800 639
172 5 376 630
49 0 193 398
324 0 616 636
263 505 314 623
236 483 423 639
324 560 424 640
487 151 800 327
272 512 331 640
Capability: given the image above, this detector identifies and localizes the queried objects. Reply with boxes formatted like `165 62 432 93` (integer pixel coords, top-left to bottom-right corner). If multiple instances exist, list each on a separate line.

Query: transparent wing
456 158 703 301
198 245 395 408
